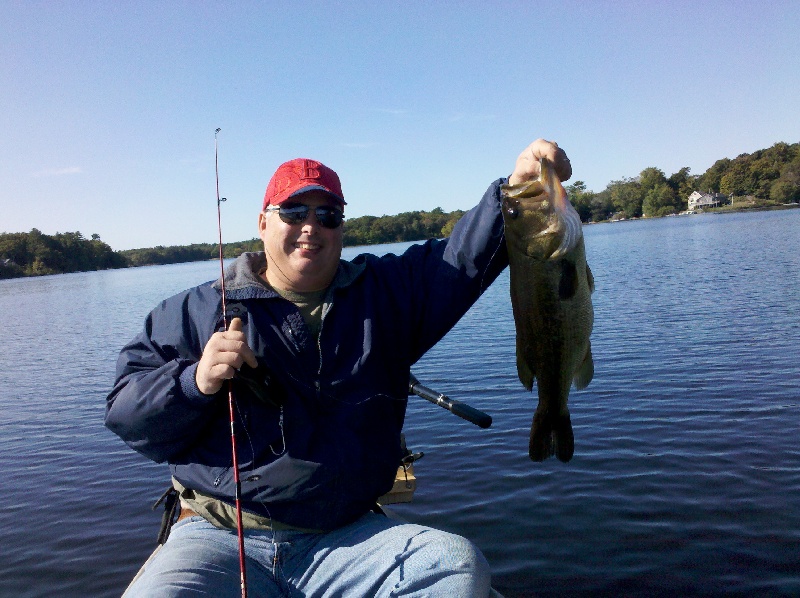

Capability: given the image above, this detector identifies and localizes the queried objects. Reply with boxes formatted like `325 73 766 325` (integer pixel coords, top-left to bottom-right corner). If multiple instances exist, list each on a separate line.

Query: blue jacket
106 178 509 531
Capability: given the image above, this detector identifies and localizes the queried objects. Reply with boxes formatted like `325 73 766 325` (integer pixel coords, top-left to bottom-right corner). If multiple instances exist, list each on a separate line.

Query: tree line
568 141 799 221
2 141 797 278
0 208 464 278
0 230 127 278
341 207 465 247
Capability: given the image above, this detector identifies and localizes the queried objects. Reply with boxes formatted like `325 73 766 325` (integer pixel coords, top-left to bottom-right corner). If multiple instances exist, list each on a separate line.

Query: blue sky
2 1 798 250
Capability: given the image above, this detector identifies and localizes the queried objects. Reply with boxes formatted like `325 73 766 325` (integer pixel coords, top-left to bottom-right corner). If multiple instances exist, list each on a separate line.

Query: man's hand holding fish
509 138 572 186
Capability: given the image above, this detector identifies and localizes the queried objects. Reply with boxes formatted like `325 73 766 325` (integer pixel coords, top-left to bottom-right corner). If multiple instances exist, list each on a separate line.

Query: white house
687 191 728 211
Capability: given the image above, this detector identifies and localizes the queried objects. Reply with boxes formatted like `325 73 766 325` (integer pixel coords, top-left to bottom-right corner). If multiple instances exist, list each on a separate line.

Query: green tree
668 167 696 209
26 229 65 274
767 152 800 203
638 167 667 192
696 158 731 193
607 178 644 218
720 159 752 196
642 183 679 217
749 154 781 198
770 180 800 203
441 211 465 237
590 191 614 222
566 181 595 222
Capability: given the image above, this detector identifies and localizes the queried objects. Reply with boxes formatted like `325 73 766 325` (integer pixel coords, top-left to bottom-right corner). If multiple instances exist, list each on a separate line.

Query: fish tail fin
529 411 574 463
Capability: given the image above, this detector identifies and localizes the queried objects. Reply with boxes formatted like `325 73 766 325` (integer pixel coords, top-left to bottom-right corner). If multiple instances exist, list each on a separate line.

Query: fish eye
504 202 519 219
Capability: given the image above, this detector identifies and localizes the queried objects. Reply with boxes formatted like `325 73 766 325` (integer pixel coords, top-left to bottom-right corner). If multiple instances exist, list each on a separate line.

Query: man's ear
257 212 267 238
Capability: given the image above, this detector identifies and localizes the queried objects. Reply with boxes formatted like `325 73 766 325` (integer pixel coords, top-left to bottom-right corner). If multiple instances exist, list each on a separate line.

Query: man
107 139 571 597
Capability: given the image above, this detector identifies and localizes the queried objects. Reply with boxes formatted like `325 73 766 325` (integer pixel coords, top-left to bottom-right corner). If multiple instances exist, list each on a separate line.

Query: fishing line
233 395 283 575
215 128 248 598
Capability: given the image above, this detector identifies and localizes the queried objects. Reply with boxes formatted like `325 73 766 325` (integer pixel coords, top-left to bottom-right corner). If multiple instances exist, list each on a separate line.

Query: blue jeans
124 512 491 597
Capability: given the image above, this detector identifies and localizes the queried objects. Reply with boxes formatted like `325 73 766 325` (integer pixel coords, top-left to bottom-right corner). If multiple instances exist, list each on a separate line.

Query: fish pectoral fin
529 411 574 463
559 259 578 300
586 263 595 294
548 201 583 259
516 341 535 391
518 360 535 392
573 344 594 390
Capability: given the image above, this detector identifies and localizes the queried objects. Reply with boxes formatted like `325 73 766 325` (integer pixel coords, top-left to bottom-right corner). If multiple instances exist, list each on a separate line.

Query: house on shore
687 191 729 211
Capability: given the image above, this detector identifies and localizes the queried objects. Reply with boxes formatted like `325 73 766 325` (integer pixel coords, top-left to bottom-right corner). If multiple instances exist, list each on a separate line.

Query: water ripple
2 211 800 595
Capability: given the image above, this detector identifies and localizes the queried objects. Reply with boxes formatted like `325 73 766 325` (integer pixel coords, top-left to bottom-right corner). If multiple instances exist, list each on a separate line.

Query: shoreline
588 201 799 225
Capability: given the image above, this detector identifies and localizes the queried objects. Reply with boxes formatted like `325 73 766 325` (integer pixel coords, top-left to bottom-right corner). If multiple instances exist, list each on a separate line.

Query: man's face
258 190 344 292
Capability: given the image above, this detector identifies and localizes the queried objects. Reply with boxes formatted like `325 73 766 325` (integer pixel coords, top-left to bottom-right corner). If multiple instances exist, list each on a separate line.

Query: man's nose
301 211 321 230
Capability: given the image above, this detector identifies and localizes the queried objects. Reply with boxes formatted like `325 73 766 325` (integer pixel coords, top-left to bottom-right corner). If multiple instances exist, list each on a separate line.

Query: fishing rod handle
408 375 493 429
447 400 493 429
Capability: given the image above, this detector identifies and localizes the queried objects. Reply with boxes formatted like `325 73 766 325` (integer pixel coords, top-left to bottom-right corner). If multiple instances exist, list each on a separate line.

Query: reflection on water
1 209 799 596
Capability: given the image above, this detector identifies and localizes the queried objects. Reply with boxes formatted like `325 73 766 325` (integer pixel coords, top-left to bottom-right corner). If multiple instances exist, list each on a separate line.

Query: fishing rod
215 127 248 598
409 373 492 429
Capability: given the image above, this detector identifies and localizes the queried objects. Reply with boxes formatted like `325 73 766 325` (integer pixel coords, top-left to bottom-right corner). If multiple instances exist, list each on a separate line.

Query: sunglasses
265 204 345 229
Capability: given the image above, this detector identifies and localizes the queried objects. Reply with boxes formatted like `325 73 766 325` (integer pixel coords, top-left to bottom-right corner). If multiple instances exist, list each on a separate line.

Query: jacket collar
213 252 365 298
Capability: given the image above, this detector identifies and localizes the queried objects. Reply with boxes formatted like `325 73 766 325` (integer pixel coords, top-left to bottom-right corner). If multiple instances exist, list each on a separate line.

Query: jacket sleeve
105 288 220 463
401 177 510 362
442 177 509 285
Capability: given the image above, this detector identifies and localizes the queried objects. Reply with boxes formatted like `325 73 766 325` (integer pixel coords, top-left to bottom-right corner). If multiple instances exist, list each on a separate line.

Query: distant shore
589 201 800 224
2 202 799 280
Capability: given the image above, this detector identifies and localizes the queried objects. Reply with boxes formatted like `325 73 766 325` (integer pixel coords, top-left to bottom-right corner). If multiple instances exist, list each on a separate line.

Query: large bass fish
501 158 594 462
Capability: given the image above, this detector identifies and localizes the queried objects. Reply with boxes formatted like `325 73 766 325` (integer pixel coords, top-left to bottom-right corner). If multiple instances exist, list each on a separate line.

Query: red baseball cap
263 158 346 210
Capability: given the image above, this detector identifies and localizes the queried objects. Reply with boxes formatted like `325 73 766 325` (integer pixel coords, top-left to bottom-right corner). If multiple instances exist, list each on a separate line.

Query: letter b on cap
301 160 321 181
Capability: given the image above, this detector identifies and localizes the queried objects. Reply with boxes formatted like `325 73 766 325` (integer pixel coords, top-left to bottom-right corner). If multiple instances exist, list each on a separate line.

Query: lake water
1 209 799 597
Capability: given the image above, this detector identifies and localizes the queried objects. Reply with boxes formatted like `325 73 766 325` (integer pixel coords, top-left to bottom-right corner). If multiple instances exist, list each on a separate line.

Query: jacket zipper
315 297 332 399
